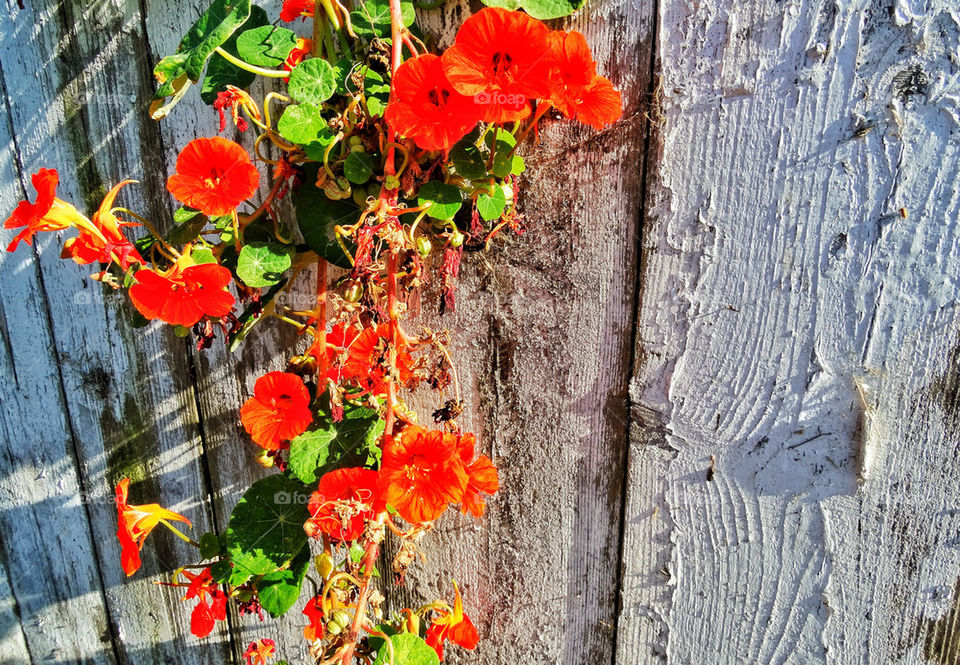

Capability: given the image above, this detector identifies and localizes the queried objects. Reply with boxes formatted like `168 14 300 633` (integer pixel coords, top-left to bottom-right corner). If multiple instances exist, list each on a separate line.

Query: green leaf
192 247 218 265
277 103 330 145
288 399 384 484
199 532 222 559
167 214 209 245
480 0 522 7
450 129 487 180
227 278 287 352
209 558 233 584
257 545 310 617
151 0 253 114
292 165 359 269
516 0 585 19
348 543 380 577
200 5 268 104
236 242 293 288
373 633 439 665
351 0 415 38
225 474 310 577
288 58 337 105
343 152 374 184
418 181 463 221
477 186 507 221
236 25 298 67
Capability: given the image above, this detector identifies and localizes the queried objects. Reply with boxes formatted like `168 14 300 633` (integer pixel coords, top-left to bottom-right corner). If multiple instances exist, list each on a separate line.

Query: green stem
213 47 290 78
159 519 199 547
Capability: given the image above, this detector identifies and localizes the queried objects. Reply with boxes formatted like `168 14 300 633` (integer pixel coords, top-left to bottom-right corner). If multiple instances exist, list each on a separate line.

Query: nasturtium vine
4 0 621 662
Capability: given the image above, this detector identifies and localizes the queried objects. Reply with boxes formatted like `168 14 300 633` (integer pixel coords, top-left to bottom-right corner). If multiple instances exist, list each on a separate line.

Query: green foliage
480 0 584 19
199 532 222 559
151 0 252 117
351 0 416 39
477 185 508 221
373 634 439 665
236 242 294 288
227 278 288 352
257 545 310 617
236 25 298 67
486 129 525 179
450 129 487 180
418 182 463 221
344 152 375 184
225 474 311 577
288 398 384 484
200 5 269 104
288 58 338 105
277 103 333 145
292 165 359 269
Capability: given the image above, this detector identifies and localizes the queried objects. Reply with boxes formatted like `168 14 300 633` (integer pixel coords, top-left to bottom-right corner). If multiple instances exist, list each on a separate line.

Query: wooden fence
2 0 960 663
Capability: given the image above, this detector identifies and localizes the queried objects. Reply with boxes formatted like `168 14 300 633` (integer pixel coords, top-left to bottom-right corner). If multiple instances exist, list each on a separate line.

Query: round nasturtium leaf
225 474 310 576
477 185 508 221
277 103 329 145
418 181 464 221
236 242 293 288
236 25 298 67
344 151 375 184
288 58 337 105
372 633 439 665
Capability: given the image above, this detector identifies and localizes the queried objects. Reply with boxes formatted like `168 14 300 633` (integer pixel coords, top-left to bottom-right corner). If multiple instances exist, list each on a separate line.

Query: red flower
242 638 276 665
456 434 499 518
425 581 479 661
378 425 467 524
240 371 313 450
547 31 621 130
128 254 235 327
305 467 381 542
327 323 413 396
279 0 313 22
182 568 228 638
5 168 87 252
441 8 554 123
302 595 325 642
284 38 313 75
385 54 481 151
166 137 259 216
62 179 143 271
115 477 192 577
213 86 261 133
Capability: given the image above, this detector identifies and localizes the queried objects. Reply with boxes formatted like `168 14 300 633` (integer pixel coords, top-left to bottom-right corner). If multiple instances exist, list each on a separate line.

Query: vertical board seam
609 1 663 663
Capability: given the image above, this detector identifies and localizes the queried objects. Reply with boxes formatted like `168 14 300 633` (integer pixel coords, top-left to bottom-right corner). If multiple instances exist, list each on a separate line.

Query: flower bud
315 553 335 580
501 184 515 202
449 229 464 248
255 450 275 468
384 174 400 190
172 325 191 338
415 236 432 257
342 280 363 303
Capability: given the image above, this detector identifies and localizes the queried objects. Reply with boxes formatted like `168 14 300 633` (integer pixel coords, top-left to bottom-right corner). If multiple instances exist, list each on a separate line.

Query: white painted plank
620 1 960 663
0 0 232 662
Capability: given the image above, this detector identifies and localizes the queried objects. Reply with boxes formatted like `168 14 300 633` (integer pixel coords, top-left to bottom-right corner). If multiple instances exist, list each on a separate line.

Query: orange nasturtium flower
385 54 481 151
284 38 313 74
128 253 235 327
425 581 480 661
114 477 192 577
546 31 622 130
62 179 143 271
378 425 467 524
166 137 260 217
181 568 228 638
327 323 414 397
240 371 313 450
279 0 313 22
302 595 326 642
5 168 88 252
441 8 554 123
305 467 381 542
456 434 500 518
242 638 276 665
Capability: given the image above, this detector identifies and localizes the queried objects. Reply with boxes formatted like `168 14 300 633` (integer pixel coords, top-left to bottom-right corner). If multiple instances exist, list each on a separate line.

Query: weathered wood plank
393 3 653 664
620 1 960 663
0 0 232 662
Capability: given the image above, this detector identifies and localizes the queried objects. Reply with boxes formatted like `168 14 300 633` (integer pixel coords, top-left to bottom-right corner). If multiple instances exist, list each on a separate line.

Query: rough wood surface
620 1 960 663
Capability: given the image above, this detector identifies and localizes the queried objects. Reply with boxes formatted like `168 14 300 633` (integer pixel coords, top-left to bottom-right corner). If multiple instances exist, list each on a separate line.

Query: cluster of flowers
383 7 621 150
6 2 621 663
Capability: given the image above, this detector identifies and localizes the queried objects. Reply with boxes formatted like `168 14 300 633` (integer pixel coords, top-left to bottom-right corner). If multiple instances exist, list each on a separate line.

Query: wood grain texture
0 0 230 662
620 1 960 663
395 3 652 664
